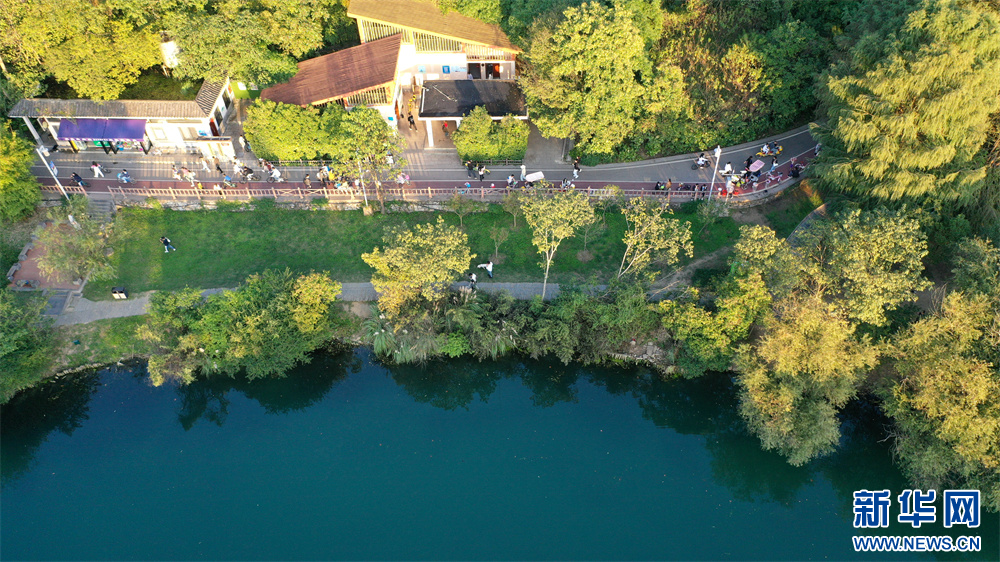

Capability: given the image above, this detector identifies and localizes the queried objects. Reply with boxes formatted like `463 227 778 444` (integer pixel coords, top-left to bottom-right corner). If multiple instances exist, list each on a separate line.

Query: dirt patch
730 205 770 227
346 301 372 318
576 250 593 263
655 246 732 292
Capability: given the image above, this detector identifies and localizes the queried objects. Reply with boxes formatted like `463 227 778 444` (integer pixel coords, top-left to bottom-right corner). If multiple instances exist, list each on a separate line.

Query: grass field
51 316 155 373
84 202 740 299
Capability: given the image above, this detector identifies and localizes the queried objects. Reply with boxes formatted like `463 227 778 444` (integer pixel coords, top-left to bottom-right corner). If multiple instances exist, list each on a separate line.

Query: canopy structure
57 119 147 141
419 80 527 119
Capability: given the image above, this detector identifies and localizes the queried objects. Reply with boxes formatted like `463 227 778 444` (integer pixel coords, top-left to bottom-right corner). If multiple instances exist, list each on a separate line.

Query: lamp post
709 145 721 201
36 146 69 201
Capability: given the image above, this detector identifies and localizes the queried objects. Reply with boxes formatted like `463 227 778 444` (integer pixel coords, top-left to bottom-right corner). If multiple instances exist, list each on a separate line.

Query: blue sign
442 65 450 74
417 66 425 73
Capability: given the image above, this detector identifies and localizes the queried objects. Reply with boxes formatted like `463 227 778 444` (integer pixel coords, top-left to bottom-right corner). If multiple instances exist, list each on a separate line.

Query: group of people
464 160 492 181
467 261 495 289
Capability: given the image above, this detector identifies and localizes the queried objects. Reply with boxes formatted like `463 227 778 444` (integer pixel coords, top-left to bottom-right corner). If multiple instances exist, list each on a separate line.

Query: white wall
397 45 470 85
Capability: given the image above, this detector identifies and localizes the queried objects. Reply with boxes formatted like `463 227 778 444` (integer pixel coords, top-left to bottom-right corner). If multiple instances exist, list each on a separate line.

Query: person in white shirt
477 261 494 278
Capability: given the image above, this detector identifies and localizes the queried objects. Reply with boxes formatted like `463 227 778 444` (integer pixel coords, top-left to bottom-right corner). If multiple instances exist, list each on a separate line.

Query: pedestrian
408 114 416 131
160 236 177 253
477 261 493 278
744 155 753 171
244 138 252 153
238 134 247 152
303 174 312 188
507 174 516 187
770 157 778 174
520 164 526 182
572 157 580 179
91 161 105 177
213 157 223 175
478 164 486 181
722 161 733 175
271 167 282 182
233 159 242 175
200 157 211 173
387 153 394 166
465 160 475 179
171 164 181 181
396 173 405 186
318 169 328 187
468 272 477 289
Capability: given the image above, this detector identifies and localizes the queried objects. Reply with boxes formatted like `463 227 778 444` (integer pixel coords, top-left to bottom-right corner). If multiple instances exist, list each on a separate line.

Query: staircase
87 198 115 223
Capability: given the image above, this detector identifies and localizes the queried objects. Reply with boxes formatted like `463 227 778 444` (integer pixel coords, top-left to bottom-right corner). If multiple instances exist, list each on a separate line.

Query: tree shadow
388 357 507 411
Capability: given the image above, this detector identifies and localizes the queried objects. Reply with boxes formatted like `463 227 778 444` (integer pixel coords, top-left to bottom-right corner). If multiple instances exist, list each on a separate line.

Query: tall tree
521 188 595 299
617 196 693 280
36 196 115 283
810 0 1000 201
884 291 1000 511
519 1 649 155
362 217 473 317
0 289 53 403
0 126 41 222
1 0 162 99
243 100 342 161
328 108 407 213
736 293 879 465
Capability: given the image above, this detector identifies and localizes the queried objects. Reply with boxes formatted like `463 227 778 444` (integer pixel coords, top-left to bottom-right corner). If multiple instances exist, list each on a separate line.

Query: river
1 350 996 560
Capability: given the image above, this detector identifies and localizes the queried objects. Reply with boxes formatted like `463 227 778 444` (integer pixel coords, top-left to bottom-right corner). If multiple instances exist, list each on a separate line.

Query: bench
18 243 33 261
7 263 21 282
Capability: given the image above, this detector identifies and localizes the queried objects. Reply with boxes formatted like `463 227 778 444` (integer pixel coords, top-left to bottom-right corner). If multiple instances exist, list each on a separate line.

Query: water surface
2 350 996 560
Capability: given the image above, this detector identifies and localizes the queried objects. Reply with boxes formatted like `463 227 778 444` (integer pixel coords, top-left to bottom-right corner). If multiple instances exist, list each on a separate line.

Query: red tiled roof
260 35 402 106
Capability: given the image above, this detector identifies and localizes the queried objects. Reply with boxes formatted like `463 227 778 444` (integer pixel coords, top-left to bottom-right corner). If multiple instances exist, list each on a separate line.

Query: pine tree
810 0 1000 201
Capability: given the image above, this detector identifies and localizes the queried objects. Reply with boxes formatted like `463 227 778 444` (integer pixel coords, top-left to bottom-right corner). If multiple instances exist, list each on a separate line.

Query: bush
452 106 529 162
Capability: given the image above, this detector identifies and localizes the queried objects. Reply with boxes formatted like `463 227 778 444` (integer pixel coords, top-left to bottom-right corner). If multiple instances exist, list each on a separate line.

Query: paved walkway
52 282 569 326
33 125 816 199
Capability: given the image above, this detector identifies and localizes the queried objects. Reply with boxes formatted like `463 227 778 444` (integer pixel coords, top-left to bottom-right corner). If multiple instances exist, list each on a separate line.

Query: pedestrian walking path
33 125 816 199
53 282 572 325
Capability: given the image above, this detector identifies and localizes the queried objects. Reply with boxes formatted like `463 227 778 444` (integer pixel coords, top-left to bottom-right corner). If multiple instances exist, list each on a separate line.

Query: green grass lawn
51 316 155 373
85 203 740 300
764 180 825 239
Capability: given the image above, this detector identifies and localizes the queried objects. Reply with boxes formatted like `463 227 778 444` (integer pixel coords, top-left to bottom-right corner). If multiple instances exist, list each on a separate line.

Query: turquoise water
2 350 996 560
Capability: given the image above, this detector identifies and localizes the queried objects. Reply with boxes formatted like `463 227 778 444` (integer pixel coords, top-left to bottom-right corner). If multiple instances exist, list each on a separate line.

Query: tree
362 217 473 317
1 0 161 99
140 270 345 385
617 197 693 280
501 191 523 227
884 291 1000 511
243 100 342 161
952 237 1000 297
0 126 40 222
36 196 114 283
489 223 509 260
519 2 649 155
328 107 407 213
736 293 879 465
452 107 530 162
813 208 930 326
0 289 53 403
442 193 485 227
521 188 595 299
810 0 1000 201
731 224 807 301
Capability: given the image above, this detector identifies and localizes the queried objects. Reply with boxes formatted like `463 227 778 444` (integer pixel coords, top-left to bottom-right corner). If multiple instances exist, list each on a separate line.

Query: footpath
54 282 567 326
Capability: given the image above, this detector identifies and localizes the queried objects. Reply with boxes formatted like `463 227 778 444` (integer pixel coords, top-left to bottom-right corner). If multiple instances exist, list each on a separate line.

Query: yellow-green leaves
521 189 595 299
362 217 473 317
617 196 693 280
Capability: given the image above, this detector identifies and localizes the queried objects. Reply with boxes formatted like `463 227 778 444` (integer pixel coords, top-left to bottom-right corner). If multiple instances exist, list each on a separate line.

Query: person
666 178 673 191
478 164 486 181
507 174 516 188
466 160 475 179
573 157 580 179
70 172 84 186
442 122 449 137
722 161 733 175
520 164 526 182
223 174 234 187
468 272 477 288
91 161 105 177
407 114 416 131
200 157 211 173
561 178 571 190
118 169 132 183
696 153 709 167
654 181 663 190
744 156 753 170
477 261 494 278
386 153 394 166
396 173 406 186
271 168 282 182
303 174 312 188
770 157 778 174
761 143 770 155
171 164 181 181
238 134 247 152
160 236 177 253
768 141 777 154
214 157 224 176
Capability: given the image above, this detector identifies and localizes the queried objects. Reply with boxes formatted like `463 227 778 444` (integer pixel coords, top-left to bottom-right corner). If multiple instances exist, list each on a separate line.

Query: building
8 80 237 159
261 0 526 145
